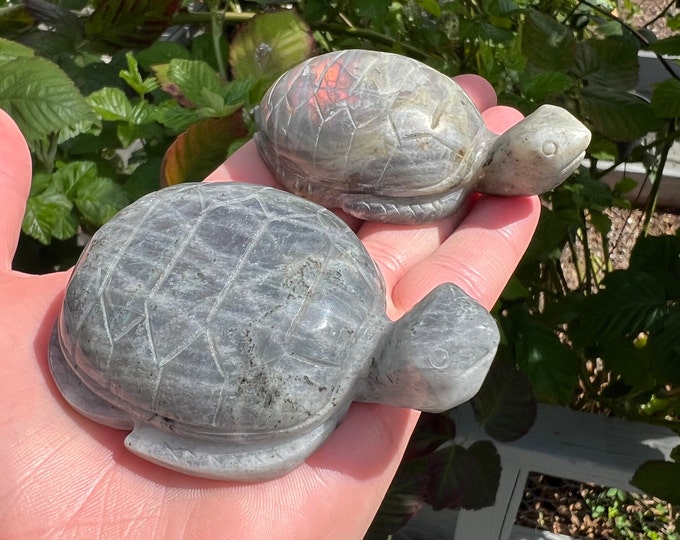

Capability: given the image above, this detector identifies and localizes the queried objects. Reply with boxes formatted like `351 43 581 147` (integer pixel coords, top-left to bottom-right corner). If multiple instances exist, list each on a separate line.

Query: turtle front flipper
340 188 469 224
355 283 499 412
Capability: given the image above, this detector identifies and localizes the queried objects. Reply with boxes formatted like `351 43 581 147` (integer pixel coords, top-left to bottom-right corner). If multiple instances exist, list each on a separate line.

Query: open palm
0 76 539 539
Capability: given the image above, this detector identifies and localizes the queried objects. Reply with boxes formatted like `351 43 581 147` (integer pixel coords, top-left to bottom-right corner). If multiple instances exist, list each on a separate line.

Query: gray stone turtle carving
255 49 592 224
49 182 499 481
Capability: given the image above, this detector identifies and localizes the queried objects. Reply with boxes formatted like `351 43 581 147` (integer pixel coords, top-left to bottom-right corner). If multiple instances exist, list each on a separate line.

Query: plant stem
581 0 680 81
314 22 431 61
202 0 230 79
642 120 675 235
171 11 254 26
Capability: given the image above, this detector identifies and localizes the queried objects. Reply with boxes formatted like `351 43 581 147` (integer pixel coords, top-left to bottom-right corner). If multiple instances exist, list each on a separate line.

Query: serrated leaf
161 113 247 186
84 0 181 52
651 78 680 118
521 9 576 72
51 161 98 195
165 58 223 108
425 444 475 510
120 51 159 97
349 0 390 21
521 71 574 101
74 176 128 226
571 271 668 349
471 357 536 442
229 11 315 83
646 310 680 385
22 191 76 244
0 35 34 66
574 38 639 89
581 86 659 141
87 87 134 122
632 460 680 505
425 441 500 511
0 55 96 145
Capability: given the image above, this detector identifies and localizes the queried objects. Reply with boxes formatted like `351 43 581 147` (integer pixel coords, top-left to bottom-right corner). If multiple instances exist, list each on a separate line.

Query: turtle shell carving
49 182 499 481
255 49 591 224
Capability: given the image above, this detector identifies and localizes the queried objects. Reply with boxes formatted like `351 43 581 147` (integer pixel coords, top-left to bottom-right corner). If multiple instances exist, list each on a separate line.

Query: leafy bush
2 0 680 535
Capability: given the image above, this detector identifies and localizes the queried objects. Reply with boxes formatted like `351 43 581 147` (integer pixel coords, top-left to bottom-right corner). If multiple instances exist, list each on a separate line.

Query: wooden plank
451 404 678 540
508 525 572 540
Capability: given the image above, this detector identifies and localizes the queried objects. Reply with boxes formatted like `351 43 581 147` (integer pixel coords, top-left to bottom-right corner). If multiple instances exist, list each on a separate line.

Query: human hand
0 75 539 539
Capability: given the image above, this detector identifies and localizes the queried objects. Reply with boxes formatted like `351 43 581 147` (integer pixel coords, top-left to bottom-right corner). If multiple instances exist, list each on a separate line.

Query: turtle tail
355 283 499 413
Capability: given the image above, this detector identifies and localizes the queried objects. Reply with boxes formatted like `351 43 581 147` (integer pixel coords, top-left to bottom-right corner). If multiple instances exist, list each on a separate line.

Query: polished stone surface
50 182 499 480
256 49 591 224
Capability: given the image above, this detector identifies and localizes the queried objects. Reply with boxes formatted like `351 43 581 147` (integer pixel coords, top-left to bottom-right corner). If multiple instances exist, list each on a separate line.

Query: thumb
0 109 32 271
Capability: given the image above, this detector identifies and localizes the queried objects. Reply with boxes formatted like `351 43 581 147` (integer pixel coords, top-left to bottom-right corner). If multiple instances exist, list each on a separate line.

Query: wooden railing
448 404 679 540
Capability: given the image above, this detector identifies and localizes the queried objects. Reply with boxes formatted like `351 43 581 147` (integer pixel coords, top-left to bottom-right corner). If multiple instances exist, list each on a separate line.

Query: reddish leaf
160 113 247 186
85 0 181 52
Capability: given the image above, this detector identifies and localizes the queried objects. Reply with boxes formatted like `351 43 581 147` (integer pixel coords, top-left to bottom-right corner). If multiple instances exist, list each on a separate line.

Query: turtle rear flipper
125 417 339 482
340 188 469 224
356 283 499 412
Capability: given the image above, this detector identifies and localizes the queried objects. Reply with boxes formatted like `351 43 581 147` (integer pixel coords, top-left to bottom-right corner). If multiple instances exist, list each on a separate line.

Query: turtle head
476 104 591 197
354 283 499 413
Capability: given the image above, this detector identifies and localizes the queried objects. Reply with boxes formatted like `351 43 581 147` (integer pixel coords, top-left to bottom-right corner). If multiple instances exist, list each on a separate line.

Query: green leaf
632 460 680 505
646 311 680 385
0 55 96 145
84 0 181 52
415 0 442 18
22 191 76 244
425 441 500 510
229 11 315 83
574 38 639 89
0 35 34 66
581 86 659 141
87 87 134 122
160 113 247 185
647 36 680 56
166 58 223 108
520 71 574 101
471 357 536 442
651 78 680 118
136 40 191 70
505 308 579 404
74 176 128 226
571 271 668 348
521 9 576 72
119 51 159 97
349 0 390 21
629 235 680 299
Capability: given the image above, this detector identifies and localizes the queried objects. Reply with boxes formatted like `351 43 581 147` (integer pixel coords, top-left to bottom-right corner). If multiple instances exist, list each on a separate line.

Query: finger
453 73 497 112
0 109 32 271
392 195 541 313
203 139 279 187
483 105 524 135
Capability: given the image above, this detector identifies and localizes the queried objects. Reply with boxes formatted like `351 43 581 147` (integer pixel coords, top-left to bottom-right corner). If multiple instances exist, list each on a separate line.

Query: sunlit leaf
161 113 247 186
0 53 97 145
229 11 315 83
